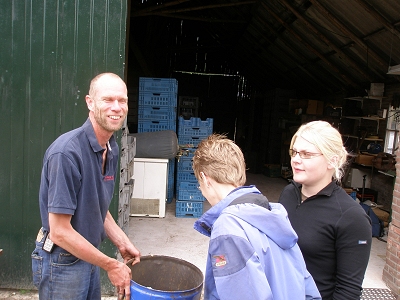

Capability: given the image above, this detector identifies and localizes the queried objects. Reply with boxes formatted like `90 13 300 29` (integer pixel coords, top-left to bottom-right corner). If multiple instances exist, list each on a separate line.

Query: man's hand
107 259 132 299
121 244 141 267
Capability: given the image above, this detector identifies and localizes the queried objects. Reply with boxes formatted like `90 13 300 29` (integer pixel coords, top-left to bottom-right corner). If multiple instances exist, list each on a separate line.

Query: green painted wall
0 0 127 294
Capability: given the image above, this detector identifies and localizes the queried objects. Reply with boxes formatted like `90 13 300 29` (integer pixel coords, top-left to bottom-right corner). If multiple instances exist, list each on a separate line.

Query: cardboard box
306 100 324 115
373 207 390 224
369 83 384 96
289 99 324 115
355 153 375 166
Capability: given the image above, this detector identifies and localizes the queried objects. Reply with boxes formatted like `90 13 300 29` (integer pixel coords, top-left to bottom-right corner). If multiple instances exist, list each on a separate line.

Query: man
192 134 321 300
31 73 140 300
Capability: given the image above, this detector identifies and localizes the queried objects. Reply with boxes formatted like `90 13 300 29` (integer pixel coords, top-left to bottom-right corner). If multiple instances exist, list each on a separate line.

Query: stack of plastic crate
175 116 213 218
137 77 178 203
118 125 136 234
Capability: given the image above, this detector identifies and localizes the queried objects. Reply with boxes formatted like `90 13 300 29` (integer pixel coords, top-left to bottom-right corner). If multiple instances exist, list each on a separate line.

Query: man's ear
86 95 94 112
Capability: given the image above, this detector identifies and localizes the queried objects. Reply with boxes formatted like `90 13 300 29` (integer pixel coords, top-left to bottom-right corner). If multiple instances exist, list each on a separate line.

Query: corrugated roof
130 0 400 97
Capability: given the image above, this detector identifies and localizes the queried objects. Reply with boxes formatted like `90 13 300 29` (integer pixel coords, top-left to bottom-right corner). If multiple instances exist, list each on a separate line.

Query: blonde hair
290 121 348 181
192 134 246 186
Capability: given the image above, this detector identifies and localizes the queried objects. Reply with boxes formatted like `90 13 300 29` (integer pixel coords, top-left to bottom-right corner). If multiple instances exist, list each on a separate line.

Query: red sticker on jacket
213 255 227 267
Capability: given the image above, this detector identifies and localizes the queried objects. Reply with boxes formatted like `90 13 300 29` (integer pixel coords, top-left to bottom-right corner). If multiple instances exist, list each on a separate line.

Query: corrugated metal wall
0 0 127 293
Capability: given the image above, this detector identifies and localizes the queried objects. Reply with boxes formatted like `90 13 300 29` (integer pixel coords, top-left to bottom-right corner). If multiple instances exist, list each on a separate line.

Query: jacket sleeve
304 270 322 300
208 234 274 300
333 205 372 299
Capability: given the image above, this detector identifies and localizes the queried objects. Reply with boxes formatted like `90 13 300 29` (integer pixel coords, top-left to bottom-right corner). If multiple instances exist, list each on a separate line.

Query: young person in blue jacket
192 134 321 300
279 121 372 299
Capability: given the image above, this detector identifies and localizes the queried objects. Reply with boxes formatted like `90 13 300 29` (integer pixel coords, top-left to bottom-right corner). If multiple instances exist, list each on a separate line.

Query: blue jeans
31 240 101 300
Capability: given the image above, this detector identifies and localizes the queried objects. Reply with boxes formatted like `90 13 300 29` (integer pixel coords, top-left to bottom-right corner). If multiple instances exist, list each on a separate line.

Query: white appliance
345 168 371 189
130 158 168 218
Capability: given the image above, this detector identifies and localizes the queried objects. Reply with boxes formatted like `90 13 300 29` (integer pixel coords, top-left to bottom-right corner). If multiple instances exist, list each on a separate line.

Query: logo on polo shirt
104 175 114 181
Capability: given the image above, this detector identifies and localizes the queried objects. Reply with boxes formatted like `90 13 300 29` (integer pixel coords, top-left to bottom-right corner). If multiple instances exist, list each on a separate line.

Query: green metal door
0 0 127 293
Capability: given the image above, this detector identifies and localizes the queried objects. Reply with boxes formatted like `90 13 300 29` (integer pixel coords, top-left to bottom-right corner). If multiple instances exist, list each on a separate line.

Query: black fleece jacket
279 181 372 300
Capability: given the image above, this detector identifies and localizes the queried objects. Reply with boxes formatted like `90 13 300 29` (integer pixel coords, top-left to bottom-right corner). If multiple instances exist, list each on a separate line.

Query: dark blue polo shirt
39 118 119 247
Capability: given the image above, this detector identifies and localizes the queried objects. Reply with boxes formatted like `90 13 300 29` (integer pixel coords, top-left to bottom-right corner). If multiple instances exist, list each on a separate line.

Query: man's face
89 76 128 133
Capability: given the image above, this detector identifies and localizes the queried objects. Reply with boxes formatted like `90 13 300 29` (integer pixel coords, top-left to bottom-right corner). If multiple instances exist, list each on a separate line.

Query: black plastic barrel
129 130 178 159
128 255 204 300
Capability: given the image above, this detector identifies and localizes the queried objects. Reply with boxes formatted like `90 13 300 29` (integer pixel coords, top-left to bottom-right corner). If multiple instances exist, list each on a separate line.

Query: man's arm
48 212 133 298
104 211 141 265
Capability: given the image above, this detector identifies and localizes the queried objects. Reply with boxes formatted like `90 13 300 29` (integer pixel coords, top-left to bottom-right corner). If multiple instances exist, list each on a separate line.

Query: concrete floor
0 173 392 299
130 173 390 290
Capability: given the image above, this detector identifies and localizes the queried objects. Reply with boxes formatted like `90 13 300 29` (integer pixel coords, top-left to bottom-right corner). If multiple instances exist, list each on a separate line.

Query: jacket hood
224 202 298 250
194 186 298 250
194 185 261 237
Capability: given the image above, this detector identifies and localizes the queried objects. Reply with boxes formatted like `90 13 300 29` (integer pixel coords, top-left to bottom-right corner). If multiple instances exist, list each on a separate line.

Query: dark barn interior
125 0 400 174
122 3 400 295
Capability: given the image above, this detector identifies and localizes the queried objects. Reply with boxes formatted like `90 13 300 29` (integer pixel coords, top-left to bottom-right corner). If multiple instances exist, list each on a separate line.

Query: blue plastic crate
138 91 177 107
176 171 197 183
175 200 203 218
176 182 205 201
178 117 213 136
167 175 175 203
177 190 205 201
167 158 175 204
178 127 213 137
178 116 213 128
178 135 207 148
177 157 193 173
178 148 196 159
167 185 174 203
139 77 178 93
168 158 176 177
138 106 176 121
138 119 176 132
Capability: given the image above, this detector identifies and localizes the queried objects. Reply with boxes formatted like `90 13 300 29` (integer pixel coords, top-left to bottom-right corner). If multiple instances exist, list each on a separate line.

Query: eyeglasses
289 149 323 159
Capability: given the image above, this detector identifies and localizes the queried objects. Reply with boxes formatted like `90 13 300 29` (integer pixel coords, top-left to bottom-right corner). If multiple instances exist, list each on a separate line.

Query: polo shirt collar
82 118 116 153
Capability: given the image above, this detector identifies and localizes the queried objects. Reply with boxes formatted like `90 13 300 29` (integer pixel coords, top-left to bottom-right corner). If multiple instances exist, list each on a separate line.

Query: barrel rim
129 255 204 293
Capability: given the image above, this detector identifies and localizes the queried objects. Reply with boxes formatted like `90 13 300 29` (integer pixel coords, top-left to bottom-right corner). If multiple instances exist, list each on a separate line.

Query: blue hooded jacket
194 186 321 300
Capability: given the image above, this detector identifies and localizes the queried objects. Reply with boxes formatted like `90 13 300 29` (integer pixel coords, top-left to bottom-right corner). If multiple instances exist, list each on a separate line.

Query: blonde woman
193 134 321 300
279 121 372 300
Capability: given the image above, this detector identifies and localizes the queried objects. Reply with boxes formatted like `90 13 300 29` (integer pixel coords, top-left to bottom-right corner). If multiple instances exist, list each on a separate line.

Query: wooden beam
153 1 257 14
133 1 256 17
261 2 361 89
279 0 375 82
132 0 190 15
148 13 247 23
308 0 389 70
253 15 336 92
259 15 358 67
354 0 400 40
